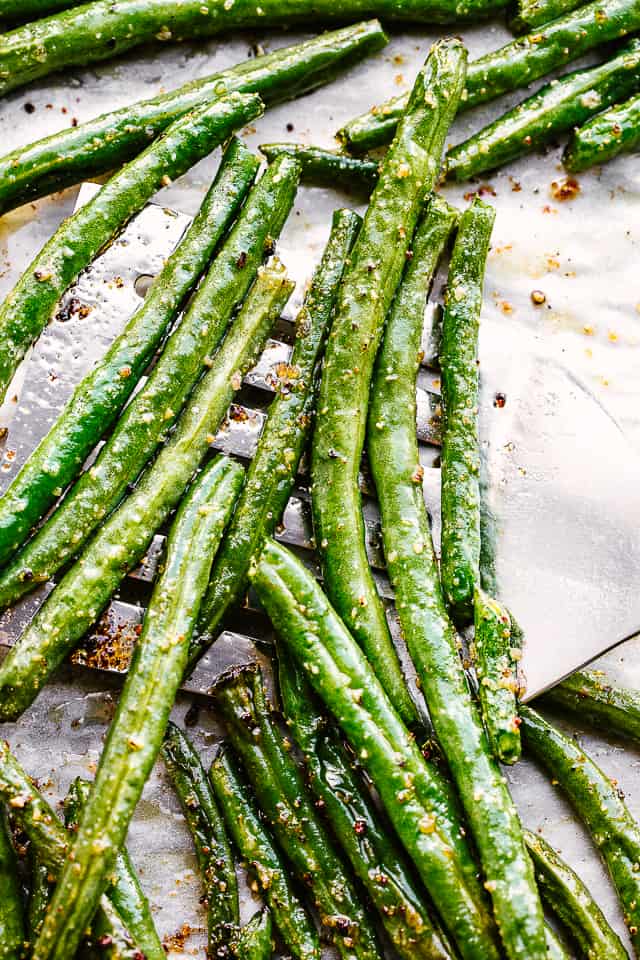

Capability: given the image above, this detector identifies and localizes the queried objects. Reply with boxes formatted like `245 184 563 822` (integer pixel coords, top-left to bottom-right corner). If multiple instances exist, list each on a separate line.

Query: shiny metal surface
0 19 639 956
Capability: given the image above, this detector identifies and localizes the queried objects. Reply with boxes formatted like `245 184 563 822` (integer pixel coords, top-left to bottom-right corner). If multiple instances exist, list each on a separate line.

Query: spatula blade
478 312 640 700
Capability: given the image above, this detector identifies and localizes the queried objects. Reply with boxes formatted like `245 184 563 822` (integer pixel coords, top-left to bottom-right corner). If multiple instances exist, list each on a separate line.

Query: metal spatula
1 188 638 702
478 312 640 699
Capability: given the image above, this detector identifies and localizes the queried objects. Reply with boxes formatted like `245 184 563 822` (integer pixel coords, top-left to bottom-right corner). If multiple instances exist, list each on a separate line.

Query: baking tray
0 18 639 957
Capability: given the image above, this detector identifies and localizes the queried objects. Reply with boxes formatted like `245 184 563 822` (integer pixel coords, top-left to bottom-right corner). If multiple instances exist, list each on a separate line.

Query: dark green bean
162 722 239 953
213 664 383 960
541 669 640 744
521 705 640 956
210 744 321 960
259 143 379 193
525 829 628 959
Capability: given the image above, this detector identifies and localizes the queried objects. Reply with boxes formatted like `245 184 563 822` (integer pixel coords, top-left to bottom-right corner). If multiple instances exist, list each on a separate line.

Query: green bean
234 908 273 960
213 664 383 960
0 266 294 721
62 778 164 960
312 38 467 728
162 725 240 945
210 744 321 960
525 829 628 959
0 138 258 569
277 649 456 960
447 40 640 179
259 143 379 193
0 0 505 97
250 539 501 960
564 92 640 171
0 22 386 216
473 588 520 764
337 93 407 153
509 0 584 33
521 705 640 956
541 669 640 743
0 94 260 406
0 742 129 951
192 206 362 661
438 199 494 624
0 155 299 614
27 855 51 946
368 195 546 959
338 0 640 152
0 808 24 960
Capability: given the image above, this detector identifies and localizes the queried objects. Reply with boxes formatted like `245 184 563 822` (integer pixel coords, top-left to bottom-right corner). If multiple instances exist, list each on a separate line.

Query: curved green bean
0 267 293 720
0 137 258 568
447 40 640 180
521 705 640 956
250 539 501 960
312 38 467 728
162 723 240 954
0 0 503 96
525 829 628 959
0 94 260 405
0 155 299 614
214 665 382 960
541 669 640 744
210 744 321 960
564 92 640 171
192 206 361 660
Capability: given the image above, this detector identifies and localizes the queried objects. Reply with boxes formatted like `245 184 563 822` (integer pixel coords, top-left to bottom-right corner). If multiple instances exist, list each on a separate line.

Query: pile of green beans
0 153 299 615
0 22 386 216
3 0 640 954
